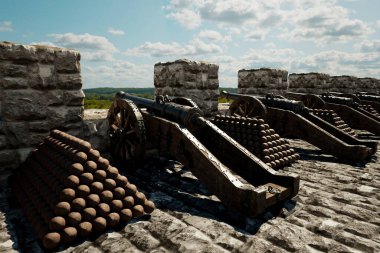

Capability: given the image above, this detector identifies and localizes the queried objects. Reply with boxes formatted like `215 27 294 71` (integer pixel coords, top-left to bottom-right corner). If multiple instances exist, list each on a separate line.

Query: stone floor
0 136 379 253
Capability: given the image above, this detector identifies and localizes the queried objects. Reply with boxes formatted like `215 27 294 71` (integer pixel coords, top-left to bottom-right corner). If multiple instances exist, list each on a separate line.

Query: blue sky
1 0 379 88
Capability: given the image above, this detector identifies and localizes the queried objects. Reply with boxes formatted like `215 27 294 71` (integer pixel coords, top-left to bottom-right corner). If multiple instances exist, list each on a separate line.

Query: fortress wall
288 73 330 94
0 41 84 179
238 68 288 95
154 59 219 116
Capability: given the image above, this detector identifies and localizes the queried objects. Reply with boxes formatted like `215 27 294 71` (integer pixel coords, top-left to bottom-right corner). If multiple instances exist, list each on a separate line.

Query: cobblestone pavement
0 138 379 253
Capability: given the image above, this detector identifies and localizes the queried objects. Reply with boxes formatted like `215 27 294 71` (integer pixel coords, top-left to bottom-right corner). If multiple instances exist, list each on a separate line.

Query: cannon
285 92 380 136
221 91 376 162
107 92 299 217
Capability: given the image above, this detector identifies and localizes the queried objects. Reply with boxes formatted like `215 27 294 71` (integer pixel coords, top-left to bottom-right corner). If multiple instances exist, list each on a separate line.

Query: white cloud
0 21 13 32
376 20 380 28
166 9 201 29
357 40 380 52
48 33 117 61
125 38 222 57
198 29 231 42
107 27 125 35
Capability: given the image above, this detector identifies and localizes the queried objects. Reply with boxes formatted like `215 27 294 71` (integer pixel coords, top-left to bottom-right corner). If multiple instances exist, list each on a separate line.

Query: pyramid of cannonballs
11 130 155 250
212 115 299 169
309 109 355 136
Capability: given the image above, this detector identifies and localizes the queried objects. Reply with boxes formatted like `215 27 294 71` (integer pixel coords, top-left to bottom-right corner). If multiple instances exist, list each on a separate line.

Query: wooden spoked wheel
228 97 267 118
302 94 325 109
108 98 146 166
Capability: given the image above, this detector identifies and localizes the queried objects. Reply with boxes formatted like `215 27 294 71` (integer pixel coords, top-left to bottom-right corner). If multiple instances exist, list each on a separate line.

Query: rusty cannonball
43 232 61 250
110 199 123 212
92 217 107 232
72 198 86 211
68 163 84 176
134 192 146 205
87 149 100 161
77 185 91 198
143 199 155 214
77 221 92 237
132 205 144 217
67 212 82 226
80 172 94 185
97 157 110 170
60 188 76 202
125 183 137 195
86 194 100 207
107 212 120 228
103 178 116 190
73 151 87 164
61 227 77 244
122 196 134 208
49 216 66 231
119 208 132 222
115 175 128 187
90 181 104 194
84 161 97 173
97 203 110 217
65 175 80 188
113 187 125 199
93 170 107 182
106 166 119 179
100 190 113 203
82 207 97 221
54 202 71 216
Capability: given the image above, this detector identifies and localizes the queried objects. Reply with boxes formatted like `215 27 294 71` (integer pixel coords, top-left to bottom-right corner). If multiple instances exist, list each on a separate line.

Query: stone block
34 45 56 63
17 147 33 162
0 149 18 165
63 90 85 106
238 68 288 94
0 135 6 149
57 73 82 90
0 42 38 62
55 50 81 73
29 121 50 133
0 77 28 89
5 122 30 147
0 62 28 77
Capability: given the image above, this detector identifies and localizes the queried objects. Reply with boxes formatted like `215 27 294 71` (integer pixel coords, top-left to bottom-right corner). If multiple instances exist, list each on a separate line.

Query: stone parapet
0 41 84 178
327 75 359 93
154 59 219 116
288 72 330 94
237 68 288 95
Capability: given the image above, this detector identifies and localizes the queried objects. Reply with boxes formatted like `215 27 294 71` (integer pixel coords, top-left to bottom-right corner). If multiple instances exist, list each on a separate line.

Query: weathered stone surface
17 147 34 162
4 122 30 147
28 121 50 133
0 149 17 165
0 77 28 89
55 50 81 73
83 110 109 152
28 64 57 90
0 62 28 77
57 73 82 90
0 135 6 149
63 90 85 106
288 72 330 94
0 42 38 61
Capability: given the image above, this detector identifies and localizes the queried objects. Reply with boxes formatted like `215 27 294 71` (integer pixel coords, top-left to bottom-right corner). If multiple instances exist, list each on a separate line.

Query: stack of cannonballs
358 104 380 118
309 109 355 136
11 129 155 250
212 115 299 169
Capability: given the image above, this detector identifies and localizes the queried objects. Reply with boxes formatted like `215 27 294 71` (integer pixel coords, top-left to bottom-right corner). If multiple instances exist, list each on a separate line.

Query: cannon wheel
108 98 146 166
228 97 267 118
171 97 199 108
302 94 325 109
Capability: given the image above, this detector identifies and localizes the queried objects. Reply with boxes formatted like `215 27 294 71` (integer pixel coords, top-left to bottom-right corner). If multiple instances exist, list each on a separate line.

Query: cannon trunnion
107 92 299 217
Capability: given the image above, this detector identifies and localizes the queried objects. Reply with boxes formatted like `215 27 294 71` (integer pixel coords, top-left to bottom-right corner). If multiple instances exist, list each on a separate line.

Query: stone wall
0 41 84 179
327 75 359 93
154 59 219 116
288 73 330 94
238 68 288 95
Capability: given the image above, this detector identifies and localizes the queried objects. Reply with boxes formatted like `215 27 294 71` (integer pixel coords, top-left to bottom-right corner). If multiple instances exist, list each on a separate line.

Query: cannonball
87 194 100 207
61 227 77 244
77 221 92 237
67 212 82 226
93 217 107 232
134 192 146 205
122 196 134 208
106 166 119 179
74 152 87 163
90 181 104 194
54 202 71 216
87 149 100 161
125 183 137 195
60 188 76 202
82 207 97 221
115 174 128 187
107 212 120 228
93 170 107 182
143 200 155 214
113 187 125 199
97 157 110 170
77 185 91 198
80 172 94 185
72 198 86 211
68 163 84 176
65 175 80 188
97 203 110 217
49 216 66 231
100 190 113 203
103 178 116 190
85 161 97 173
132 205 144 217
110 199 123 212
119 208 132 222
78 140 92 153
43 232 61 250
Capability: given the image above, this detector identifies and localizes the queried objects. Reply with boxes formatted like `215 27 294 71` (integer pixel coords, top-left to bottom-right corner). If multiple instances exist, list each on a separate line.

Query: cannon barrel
321 93 356 106
116 91 202 126
356 93 380 102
